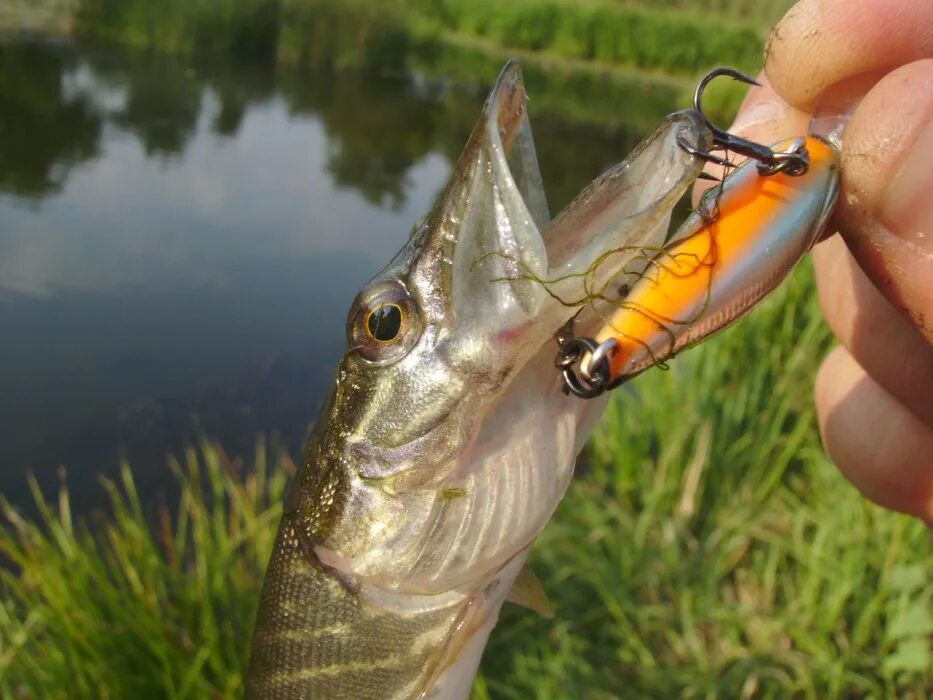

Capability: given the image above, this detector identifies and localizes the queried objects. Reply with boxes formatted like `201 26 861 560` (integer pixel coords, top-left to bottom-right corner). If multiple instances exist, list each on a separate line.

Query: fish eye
347 281 420 364
365 303 403 342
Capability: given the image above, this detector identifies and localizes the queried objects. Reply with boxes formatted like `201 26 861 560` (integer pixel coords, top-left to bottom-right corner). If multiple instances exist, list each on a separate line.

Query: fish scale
247 519 458 699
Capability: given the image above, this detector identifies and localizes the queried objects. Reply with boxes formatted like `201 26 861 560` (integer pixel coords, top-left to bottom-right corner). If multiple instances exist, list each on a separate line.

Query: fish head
292 61 711 596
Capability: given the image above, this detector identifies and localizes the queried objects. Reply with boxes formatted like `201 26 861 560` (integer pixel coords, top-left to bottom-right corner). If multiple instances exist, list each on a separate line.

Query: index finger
766 0 933 109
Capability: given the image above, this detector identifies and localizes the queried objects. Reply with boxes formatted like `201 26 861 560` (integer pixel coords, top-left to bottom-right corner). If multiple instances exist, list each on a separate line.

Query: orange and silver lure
559 68 840 398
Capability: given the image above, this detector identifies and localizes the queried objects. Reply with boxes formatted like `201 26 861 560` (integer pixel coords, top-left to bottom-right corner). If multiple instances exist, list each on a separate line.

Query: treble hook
678 67 810 177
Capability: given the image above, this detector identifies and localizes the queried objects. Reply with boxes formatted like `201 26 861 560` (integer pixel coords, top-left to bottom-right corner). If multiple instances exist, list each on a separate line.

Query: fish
244 59 709 699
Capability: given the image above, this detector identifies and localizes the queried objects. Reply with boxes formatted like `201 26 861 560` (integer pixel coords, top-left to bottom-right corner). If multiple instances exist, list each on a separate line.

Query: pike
245 60 709 699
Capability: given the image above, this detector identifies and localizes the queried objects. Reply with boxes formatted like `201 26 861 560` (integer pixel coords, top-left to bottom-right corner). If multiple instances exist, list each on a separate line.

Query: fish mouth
310 63 713 596
411 60 711 352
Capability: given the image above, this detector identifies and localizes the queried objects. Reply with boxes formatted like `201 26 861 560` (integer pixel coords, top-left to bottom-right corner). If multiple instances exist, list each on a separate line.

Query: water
0 36 681 514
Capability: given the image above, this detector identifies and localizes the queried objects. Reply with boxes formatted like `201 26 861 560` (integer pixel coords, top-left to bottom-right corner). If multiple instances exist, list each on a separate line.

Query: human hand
714 0 933 524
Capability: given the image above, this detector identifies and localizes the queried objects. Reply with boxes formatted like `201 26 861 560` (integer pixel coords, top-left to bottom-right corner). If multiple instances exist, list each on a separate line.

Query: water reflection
0 41 101 197
0 36 681 514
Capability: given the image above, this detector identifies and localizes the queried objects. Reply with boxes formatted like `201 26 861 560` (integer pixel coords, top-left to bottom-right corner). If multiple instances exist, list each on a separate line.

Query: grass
0 445 290 698
608 0 795 26
2 265 930 698
399 0 767 76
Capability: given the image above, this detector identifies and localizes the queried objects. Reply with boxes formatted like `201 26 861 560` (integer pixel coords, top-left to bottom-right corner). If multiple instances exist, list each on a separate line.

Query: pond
0 35 685 515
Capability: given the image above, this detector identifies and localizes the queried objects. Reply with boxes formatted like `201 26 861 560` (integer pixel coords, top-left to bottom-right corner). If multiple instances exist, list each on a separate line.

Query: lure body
595 136 840 383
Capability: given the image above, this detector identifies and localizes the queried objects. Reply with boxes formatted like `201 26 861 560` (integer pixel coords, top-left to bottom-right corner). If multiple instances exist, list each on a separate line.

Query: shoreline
2 0 767 121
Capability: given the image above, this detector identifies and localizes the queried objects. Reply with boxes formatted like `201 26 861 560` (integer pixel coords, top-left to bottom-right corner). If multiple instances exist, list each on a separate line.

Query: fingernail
880 120 933 253
810 97 860 150
810 72 876 148
729 99 786 137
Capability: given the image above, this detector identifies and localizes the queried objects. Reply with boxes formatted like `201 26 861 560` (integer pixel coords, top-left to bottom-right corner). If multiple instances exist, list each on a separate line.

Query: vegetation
0 445 288 698
0 0 76 34
69 0 792 78
74 0 282 60
2 267 930 698
401 0 765 76
4 0 774 137
608 0 794 26
69 0 752 136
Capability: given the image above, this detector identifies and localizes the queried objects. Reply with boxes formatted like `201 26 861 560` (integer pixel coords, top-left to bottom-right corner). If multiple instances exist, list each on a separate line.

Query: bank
3 0 799 126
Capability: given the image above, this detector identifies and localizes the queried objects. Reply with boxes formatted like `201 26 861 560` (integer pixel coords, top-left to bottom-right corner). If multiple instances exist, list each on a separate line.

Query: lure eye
347 281 420 364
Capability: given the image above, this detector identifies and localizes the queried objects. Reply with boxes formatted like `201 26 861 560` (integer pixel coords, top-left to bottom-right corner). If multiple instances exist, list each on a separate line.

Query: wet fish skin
245 61 708 699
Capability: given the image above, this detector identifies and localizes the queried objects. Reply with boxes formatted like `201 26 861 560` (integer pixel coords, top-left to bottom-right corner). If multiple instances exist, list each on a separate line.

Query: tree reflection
208 63 277 137
0 41 101 197
0 2 683 210
109 56 202 156
281 68 441 210
274 4 438 210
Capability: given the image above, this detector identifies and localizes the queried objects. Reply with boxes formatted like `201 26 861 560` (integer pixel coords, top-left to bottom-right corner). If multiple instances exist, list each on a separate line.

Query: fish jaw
407 59 551 335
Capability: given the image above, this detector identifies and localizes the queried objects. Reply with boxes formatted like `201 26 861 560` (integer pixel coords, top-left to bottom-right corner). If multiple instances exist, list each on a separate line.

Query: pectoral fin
506 564 555 618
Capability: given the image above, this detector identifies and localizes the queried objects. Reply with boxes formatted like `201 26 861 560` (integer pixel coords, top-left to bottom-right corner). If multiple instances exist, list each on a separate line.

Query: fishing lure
558 68 841 398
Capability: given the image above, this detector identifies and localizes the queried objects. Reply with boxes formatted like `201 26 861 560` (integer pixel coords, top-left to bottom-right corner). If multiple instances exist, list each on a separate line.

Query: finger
727 73 810 145
813 233 933 428
766 0 933 110
829 60 933 341
815 345 933 524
